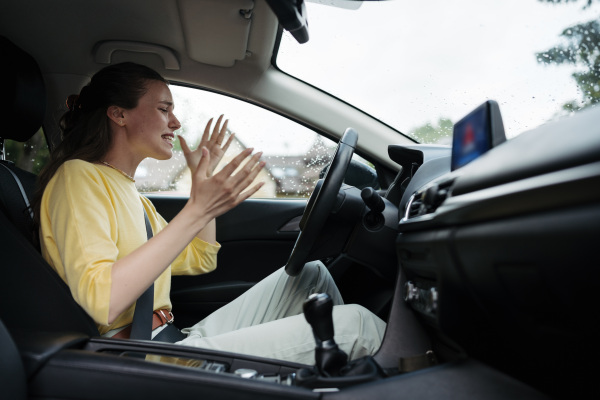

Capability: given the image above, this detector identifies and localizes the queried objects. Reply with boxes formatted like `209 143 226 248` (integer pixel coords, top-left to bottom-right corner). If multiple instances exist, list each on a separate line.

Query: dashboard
386 103 600 398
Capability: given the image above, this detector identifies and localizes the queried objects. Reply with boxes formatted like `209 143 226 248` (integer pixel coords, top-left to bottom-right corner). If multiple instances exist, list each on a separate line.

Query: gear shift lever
296 293 385 388
303 293 348 376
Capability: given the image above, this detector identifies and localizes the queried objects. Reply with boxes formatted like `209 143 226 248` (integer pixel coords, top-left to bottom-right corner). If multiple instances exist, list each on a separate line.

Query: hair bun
66 94 80 111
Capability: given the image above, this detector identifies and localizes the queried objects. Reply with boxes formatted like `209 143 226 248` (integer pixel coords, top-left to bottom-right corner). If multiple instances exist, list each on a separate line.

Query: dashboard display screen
451 100 505 171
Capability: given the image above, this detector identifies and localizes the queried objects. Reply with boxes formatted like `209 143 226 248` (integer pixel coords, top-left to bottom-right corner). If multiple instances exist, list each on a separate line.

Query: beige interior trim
94 41 181 70
179 0 255 67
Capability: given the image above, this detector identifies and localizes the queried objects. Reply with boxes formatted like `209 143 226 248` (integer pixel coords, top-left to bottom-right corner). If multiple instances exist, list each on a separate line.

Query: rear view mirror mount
265 0 309 44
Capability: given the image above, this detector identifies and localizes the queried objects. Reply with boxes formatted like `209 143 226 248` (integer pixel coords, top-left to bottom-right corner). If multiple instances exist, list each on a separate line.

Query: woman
35 62 385 364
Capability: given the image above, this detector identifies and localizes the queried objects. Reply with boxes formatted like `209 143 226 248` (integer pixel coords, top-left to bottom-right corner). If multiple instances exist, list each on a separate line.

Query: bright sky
170 0 600 156
278 0 600 139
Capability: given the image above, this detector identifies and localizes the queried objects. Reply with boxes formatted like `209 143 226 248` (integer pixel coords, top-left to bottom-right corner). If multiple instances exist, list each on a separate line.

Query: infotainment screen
451 100 506 171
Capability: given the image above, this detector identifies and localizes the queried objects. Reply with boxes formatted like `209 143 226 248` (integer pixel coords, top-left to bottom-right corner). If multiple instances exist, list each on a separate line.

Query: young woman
35 62 386 364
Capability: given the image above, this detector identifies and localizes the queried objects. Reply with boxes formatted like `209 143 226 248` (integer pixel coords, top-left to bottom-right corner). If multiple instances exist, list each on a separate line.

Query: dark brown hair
33 62 167 225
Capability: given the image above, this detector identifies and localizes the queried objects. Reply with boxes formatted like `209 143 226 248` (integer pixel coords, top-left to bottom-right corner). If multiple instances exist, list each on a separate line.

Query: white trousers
177 261 386 365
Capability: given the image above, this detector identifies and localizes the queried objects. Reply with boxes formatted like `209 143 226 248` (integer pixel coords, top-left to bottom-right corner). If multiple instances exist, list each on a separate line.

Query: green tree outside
537 0 600 112
3 129 49 174
407 118 453 144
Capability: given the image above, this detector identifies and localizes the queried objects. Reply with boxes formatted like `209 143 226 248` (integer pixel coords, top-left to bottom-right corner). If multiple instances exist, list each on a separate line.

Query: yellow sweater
39 159 219 334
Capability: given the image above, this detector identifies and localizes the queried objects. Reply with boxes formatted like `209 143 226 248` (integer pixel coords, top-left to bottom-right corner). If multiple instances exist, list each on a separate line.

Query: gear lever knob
303 293 348 376
303 293 335 346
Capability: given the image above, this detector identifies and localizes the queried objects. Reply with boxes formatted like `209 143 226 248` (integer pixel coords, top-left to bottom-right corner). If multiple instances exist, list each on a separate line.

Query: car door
151 195 306 327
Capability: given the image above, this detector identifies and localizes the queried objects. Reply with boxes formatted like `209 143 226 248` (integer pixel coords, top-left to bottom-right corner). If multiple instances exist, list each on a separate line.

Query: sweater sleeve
171 236 220 276
140 196 220 276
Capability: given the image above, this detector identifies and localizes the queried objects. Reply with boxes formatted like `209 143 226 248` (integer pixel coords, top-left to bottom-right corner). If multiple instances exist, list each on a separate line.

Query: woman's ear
107 106 126 127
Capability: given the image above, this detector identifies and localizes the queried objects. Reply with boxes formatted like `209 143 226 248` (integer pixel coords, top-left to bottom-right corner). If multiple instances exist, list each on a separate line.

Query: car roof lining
0 0 276 77
1 0 278 149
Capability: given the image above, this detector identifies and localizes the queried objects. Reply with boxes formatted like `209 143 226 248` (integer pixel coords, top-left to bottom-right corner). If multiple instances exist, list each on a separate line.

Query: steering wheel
284 128 358 276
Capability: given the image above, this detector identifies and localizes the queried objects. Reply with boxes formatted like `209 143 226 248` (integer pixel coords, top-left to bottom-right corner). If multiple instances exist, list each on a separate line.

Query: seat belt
0 162 35 242
129 209 154 340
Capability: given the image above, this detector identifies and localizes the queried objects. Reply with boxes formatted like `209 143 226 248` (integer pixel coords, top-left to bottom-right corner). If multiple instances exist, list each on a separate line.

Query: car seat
0 36 99 337
0 35 43 249
0 319 27 400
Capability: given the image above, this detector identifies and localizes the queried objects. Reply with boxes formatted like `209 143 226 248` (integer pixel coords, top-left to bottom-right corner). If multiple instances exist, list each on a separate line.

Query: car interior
1 1 599 399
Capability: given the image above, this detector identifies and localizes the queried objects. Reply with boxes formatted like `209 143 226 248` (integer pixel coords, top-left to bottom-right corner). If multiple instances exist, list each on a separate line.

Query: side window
136 86 339 198
3 128 50 174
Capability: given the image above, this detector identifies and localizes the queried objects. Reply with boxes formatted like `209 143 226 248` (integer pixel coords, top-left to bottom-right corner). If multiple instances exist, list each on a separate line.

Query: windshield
276 0 600 144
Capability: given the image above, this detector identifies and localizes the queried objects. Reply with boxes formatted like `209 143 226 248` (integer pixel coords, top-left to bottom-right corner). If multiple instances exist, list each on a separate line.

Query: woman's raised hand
188 146 265 222
179 114 235 176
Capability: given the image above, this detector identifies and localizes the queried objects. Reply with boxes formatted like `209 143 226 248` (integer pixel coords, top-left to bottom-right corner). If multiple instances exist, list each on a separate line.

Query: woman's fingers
214 159 265 211
190 147 264 218
202 115 227 147
179 135 203 174
213 115 227 146
200 117 214 145
238 181 265 203
221 132 235 153
214 147 254 178
215 150 263 194
224 154 265 206
230 151 265 187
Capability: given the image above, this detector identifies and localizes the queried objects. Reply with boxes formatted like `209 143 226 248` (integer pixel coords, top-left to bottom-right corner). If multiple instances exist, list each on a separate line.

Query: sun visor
94 41 181 70
179 0 254 67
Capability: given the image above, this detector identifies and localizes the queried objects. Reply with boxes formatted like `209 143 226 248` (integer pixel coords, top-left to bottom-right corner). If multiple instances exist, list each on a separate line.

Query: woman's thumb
196 147 210 177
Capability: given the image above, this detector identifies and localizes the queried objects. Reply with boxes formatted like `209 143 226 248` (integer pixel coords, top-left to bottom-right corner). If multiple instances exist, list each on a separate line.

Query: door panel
148 195 306 325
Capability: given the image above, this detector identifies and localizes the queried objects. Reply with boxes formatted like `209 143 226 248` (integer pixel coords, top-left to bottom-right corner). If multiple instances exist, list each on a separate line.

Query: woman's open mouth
161 134 174 147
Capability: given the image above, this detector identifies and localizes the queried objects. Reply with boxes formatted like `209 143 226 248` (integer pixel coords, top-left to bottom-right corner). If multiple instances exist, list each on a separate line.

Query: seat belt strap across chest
129 209 154 340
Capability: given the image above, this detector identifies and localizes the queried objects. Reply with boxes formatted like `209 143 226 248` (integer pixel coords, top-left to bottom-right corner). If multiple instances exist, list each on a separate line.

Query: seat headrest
0 36 46 143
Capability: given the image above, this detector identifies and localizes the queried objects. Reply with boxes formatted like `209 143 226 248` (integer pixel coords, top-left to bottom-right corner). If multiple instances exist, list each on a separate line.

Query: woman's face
122 80 181 161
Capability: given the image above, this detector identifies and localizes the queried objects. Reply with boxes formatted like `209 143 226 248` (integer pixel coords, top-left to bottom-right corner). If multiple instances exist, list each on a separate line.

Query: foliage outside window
3 128 49 174
277 0 600 145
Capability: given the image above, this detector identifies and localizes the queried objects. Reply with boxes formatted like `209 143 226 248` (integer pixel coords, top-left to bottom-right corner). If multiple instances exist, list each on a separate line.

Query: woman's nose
170 114 181 130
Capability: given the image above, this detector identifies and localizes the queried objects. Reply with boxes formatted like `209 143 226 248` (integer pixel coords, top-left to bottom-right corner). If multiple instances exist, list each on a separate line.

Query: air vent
406 192 425 219
403 178 455 221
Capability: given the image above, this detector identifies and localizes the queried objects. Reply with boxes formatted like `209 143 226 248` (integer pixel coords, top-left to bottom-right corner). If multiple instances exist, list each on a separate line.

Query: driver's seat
0 36 41 250
0 36 99 337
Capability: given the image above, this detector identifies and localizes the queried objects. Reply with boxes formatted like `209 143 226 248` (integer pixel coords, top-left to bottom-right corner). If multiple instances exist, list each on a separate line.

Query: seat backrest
0 162 38 248
0 319 27 400
0 35 45 249
1 36 46 140
0 209 99 335
0 36 99 337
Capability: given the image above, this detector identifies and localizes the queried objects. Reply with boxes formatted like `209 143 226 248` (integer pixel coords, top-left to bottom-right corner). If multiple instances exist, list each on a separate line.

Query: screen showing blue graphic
451 102 490 171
